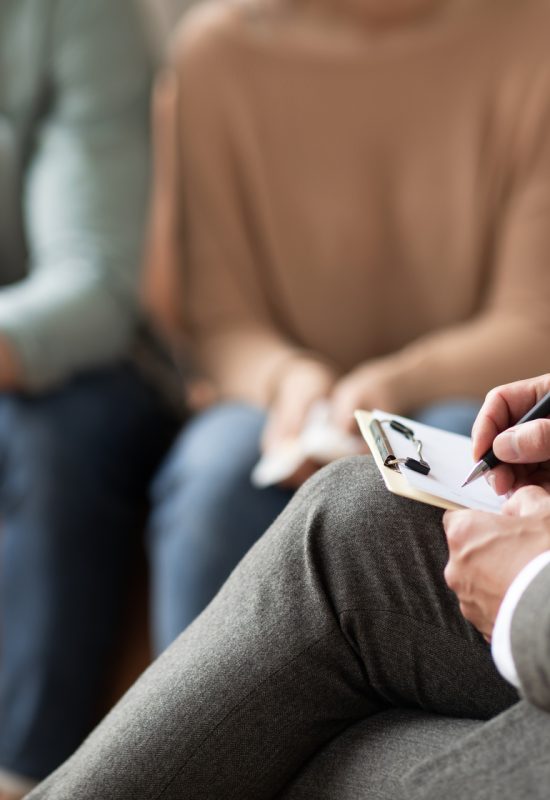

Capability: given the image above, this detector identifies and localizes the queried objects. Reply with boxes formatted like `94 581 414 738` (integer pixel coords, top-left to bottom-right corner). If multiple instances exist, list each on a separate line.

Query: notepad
355 409 504 514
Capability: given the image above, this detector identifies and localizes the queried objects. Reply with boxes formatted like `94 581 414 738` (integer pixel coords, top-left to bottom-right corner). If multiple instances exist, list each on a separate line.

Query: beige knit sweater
149 0 550 413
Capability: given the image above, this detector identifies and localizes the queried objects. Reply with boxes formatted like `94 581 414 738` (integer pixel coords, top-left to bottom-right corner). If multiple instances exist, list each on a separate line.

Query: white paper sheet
373 411 504 514
252 401 364 488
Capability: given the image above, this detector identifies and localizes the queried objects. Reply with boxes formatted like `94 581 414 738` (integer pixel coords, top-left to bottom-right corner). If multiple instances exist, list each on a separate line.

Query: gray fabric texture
28 457 524 800
511 562 550 712
279 709 480 800
404 699 550 800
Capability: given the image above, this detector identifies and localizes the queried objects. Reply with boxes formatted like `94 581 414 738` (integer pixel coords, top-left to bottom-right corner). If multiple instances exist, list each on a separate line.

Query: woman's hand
330 360 399 434
262 360 337 487
471 374 550 496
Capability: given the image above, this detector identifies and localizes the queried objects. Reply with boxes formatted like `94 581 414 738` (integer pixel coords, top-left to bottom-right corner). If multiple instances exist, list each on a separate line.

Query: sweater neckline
227 0 480 63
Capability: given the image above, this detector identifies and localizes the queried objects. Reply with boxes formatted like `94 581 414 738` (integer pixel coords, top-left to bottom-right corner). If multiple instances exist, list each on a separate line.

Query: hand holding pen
465 376 550 495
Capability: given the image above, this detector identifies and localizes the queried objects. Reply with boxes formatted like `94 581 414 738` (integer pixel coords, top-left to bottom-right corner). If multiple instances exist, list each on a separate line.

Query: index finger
471 376 550 461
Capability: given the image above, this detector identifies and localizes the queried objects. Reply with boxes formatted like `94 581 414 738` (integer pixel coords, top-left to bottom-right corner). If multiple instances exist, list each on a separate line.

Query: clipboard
354 409 503 513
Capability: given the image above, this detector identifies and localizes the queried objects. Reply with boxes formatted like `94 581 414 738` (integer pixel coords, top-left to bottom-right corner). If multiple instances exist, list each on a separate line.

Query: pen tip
461 461 486 488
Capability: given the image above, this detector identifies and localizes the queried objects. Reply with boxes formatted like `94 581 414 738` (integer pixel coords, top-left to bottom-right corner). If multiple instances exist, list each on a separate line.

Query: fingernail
485 472 496 490
496 429 520 462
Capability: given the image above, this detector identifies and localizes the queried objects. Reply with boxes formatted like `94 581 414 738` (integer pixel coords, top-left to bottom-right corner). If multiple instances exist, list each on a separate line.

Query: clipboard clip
369 419 431 476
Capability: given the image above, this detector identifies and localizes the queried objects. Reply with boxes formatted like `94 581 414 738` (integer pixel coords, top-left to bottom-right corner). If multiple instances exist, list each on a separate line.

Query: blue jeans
148 403 293 652
411 399 481 436
0 364 178 781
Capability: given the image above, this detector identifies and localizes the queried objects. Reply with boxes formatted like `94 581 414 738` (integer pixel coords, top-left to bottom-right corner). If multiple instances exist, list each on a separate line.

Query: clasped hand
262 359 396 488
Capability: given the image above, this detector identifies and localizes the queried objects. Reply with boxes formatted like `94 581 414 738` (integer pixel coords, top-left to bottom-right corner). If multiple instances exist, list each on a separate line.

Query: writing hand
471 375 550 496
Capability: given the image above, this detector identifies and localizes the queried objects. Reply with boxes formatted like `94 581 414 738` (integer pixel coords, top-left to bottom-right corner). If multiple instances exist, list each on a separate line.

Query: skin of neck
295 0 446 28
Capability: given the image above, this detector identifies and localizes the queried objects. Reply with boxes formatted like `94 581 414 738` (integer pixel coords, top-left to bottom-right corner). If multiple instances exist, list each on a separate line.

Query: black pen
462 389 550 487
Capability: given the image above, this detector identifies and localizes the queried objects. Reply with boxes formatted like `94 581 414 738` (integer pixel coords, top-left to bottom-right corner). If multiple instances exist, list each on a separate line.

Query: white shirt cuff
491 550 550 688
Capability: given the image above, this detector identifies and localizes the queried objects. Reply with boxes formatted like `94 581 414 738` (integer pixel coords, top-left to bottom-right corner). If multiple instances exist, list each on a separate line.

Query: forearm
19 122 151 390
0 268 140 390
193 325 335 407
369 312 550 414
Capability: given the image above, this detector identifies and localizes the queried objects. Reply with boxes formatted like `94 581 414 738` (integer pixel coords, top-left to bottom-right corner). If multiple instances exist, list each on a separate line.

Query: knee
257 457 379 565
298 455 390 535
282 455 443 572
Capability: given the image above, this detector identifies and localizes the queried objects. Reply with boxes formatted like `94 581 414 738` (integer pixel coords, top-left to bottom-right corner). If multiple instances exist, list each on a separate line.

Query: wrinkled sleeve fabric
510 561 550 712
0 0 152 390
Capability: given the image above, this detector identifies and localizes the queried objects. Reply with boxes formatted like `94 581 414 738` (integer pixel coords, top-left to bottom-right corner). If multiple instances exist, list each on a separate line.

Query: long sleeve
358 66 550 414
511 562 550 712
0 0 153 390
166 13 324 407
153 2 550 412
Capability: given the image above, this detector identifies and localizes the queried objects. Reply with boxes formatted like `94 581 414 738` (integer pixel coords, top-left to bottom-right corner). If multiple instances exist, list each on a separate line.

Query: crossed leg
28 457 517 800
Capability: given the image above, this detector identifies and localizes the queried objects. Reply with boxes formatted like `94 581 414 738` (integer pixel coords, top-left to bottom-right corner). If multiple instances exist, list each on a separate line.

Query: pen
462 389 550 487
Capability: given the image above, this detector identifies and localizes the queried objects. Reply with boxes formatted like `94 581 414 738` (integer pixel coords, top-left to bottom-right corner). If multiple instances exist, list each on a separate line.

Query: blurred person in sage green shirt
0 2 178 797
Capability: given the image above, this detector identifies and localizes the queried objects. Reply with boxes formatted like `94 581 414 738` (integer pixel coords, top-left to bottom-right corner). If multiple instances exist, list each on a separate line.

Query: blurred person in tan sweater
143 0 550 645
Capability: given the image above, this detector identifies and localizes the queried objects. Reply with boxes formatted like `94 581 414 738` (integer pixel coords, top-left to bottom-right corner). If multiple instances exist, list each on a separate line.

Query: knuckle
444 561 459 590
502 492 520 515
445 526 461 548
484 386 507 411
512 485 534 504
520 484 541 500
513 484 549 515
535 420 550 452
485 387 502 406
459 600 476 623
444 512 471 547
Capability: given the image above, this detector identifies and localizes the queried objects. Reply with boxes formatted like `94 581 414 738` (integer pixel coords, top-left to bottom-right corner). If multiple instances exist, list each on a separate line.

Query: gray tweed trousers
28 457 549 800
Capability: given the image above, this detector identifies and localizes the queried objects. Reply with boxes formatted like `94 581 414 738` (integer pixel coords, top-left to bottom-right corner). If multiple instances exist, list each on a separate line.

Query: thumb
493 419 550 464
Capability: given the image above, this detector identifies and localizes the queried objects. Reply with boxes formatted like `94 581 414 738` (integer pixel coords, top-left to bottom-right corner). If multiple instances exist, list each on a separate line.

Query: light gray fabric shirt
0 0 153 389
